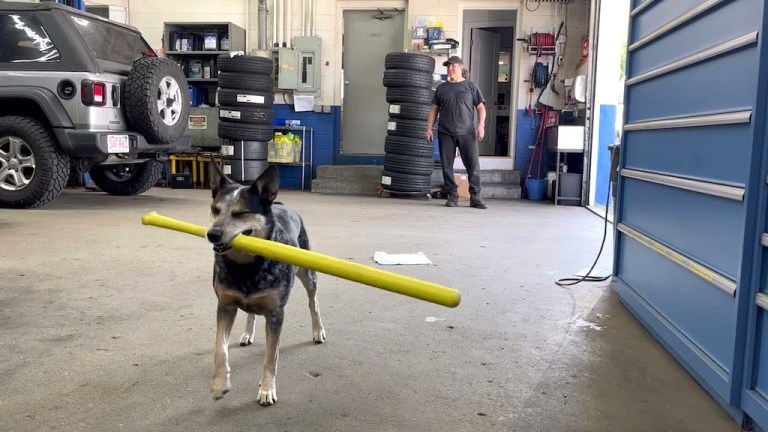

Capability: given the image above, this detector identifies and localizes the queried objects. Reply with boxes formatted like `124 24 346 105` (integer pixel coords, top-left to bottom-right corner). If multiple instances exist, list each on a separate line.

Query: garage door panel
629 0 759 78
623 125 751 186
626 47 758 123
616 237 736 385
621 178 744 279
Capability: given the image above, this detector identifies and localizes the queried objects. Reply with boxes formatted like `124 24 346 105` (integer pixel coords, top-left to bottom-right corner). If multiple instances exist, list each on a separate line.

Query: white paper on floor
373 251 433 265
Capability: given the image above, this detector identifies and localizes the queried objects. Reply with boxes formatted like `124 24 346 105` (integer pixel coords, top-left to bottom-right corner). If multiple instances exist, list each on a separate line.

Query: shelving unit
162 21 245 107
273 126 313 190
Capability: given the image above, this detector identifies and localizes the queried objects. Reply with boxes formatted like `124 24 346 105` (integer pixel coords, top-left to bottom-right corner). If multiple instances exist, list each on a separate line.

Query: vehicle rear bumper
53 128 191 157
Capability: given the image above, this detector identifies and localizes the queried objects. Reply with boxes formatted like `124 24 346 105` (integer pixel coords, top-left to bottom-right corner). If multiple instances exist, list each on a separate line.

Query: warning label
189 115 207 130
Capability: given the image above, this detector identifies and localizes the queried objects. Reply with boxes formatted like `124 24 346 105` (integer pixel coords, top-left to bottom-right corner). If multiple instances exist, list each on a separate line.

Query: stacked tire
381 52 437 194
216 54 275 184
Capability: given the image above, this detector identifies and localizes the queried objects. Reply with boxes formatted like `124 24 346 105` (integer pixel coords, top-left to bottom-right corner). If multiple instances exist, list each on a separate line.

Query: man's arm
426 104 439 142
476 103 486 141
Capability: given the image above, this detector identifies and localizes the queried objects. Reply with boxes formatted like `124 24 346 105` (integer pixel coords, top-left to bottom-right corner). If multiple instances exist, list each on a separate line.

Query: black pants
438 132 481 196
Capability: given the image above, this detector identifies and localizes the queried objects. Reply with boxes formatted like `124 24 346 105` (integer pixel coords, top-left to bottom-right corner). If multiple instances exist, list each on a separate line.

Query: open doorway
462 10 517 157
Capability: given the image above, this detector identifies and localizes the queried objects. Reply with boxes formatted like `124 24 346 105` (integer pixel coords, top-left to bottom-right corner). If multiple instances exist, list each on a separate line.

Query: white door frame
457 2 522 170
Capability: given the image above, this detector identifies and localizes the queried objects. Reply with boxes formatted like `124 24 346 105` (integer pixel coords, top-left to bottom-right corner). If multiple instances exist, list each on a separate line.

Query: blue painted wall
271 104 340 189
515 109 541 183
595 105 617 207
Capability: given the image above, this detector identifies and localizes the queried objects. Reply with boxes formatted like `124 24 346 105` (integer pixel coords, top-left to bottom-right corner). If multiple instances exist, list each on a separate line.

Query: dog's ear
250 164 280 205
210 159 233 198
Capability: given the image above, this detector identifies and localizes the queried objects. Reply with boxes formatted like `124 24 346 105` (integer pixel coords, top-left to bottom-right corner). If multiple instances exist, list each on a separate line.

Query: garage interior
2 0 768 431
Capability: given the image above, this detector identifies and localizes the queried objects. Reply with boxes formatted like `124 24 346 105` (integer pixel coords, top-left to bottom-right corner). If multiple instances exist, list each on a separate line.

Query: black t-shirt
432 79 486 136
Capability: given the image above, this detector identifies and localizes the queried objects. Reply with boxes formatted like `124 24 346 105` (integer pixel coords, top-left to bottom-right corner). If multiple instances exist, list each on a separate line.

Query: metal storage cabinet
613 0 768 429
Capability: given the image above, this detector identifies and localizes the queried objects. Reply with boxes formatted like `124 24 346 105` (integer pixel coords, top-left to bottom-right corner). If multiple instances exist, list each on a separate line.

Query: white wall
84 0 589 110
515 1 590 111
587 0 630 206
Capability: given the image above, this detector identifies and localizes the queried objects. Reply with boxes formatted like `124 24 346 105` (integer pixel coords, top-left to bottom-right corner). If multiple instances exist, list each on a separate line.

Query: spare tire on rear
125 57 190 144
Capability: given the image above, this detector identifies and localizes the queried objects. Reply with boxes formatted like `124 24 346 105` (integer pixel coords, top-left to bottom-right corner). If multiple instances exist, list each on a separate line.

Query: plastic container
526 179 548 201
189 59 203 78
203 30 219 51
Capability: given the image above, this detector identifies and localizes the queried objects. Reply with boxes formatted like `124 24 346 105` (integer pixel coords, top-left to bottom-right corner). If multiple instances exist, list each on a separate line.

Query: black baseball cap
442 56 464 66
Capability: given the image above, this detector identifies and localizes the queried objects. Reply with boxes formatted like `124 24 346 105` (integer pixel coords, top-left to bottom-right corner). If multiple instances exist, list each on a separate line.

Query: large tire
218 122 274 141
0 116 70 209
388 102 433 120
387 118 432 139
383 153 434 176
218 106 274 125
381 170 432 192
220 140 269 159
218 72 274 92
89 160 162 196
386 87 434 104
217 54 273 75
384 52 435 73
223 159 269 184
125 57 190 144
384 135 434 158
382 69 434 89
217 88 274 108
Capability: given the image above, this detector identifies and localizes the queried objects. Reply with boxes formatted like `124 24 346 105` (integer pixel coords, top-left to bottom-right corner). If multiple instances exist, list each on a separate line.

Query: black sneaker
470 194 487 209
445 192 458 207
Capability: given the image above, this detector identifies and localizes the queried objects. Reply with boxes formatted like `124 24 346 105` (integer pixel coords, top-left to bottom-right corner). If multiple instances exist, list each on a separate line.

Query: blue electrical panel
614 0 768 429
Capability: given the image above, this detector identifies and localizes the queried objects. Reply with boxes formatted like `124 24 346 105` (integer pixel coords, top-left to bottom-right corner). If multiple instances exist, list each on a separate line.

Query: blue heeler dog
205 162 326 405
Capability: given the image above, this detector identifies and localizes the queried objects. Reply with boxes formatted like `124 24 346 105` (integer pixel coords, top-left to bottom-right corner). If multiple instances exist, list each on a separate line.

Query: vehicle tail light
143 50 157 57
81 80 107 107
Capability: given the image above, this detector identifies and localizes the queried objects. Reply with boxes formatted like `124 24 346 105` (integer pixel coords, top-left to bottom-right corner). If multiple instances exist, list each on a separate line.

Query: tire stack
381 52 437 194
216 54 276 184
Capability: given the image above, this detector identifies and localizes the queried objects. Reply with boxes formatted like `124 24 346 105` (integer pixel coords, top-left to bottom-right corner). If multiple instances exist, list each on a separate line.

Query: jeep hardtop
0 2 191 208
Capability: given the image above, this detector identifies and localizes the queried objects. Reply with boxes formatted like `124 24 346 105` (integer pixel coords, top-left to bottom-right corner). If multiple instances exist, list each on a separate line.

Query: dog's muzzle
207 229 253 254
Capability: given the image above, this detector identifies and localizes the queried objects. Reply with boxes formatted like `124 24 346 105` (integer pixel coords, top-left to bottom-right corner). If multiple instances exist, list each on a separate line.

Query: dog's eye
231 211 250 217
211 207 220 216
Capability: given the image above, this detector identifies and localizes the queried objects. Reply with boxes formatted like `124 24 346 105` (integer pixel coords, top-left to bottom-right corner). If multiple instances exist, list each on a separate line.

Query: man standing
426 55 487 209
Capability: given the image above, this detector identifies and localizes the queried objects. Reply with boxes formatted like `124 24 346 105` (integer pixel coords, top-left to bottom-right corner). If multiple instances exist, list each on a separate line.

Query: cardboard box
454 174 470 200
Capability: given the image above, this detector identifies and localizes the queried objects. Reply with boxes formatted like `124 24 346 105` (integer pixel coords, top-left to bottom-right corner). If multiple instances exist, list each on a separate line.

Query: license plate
107 135 129 153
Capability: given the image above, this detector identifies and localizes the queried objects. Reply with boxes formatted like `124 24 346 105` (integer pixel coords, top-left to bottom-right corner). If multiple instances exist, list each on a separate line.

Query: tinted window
69 14 150 65
0 14 60 63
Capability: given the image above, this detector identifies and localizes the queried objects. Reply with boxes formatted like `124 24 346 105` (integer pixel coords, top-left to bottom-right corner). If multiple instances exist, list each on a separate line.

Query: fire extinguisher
581 37 589 59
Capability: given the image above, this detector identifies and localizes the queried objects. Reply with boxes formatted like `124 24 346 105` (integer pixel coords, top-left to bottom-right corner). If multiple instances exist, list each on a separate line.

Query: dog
205 162 326 406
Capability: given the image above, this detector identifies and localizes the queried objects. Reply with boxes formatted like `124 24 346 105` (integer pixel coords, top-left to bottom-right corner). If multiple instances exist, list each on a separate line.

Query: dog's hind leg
297 267 326 343
239 313 257 346
258 312 284 406
211 303 237 400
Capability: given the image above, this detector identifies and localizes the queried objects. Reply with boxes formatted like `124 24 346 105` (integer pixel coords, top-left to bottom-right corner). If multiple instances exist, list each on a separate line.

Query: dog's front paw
313 326 326 344
257 384 277 406
211 375 231 400
239 331 254 346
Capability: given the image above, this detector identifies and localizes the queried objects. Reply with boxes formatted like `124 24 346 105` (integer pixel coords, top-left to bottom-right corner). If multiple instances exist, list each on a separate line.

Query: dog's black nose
207 228 224 243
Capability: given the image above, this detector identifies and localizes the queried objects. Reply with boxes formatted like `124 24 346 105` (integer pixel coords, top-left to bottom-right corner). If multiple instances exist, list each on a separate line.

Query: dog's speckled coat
205 163 326 406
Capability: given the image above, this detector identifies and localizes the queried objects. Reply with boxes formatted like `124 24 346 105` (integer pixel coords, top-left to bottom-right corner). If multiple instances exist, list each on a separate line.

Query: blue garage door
613 0 768 427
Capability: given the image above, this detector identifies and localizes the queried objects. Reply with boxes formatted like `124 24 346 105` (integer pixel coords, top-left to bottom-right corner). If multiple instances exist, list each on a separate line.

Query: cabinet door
613 0 763 422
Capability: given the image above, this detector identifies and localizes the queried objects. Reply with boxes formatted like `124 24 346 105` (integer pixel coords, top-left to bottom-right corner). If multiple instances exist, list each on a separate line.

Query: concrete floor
0 188 741 432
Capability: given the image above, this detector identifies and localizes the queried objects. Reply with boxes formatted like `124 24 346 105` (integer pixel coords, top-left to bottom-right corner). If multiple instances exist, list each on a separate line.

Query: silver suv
0 2 190 208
